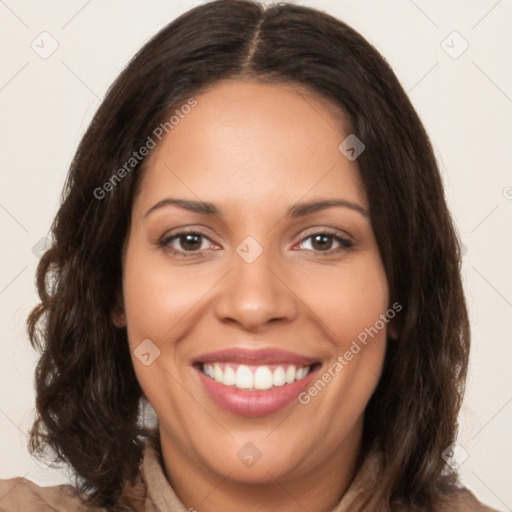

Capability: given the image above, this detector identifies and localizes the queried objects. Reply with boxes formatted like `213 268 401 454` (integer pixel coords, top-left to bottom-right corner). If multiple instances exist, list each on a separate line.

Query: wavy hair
28 1 470 510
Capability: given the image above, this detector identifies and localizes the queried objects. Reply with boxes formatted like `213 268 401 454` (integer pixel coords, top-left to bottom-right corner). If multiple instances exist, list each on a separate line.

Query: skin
118 79 390 512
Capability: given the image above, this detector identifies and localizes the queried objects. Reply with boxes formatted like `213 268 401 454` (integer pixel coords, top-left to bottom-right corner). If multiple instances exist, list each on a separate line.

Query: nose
213 245 298 331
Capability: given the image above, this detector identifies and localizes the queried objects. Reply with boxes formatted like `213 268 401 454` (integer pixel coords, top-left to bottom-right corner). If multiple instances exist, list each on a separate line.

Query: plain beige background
0 1 511 510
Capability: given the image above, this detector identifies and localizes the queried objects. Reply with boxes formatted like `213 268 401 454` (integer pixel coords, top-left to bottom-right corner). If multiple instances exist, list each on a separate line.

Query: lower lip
195 365 320 417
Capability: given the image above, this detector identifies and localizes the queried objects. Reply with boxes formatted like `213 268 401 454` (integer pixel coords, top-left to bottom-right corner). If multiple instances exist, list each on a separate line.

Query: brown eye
311 234 334 251
176 233 203 251
160 230 214 257
298 231 353 254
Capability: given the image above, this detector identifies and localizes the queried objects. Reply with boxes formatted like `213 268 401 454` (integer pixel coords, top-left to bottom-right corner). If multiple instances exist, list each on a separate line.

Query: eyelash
159 228 354 258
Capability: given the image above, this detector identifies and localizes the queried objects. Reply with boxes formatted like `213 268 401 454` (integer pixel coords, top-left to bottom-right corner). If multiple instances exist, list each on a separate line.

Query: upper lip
193 348 319 366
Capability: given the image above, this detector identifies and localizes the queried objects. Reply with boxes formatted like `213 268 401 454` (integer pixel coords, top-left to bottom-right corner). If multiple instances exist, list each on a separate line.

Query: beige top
0 436 499 511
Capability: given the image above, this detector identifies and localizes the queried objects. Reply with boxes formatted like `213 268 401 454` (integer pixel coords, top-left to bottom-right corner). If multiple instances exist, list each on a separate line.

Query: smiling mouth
192 348 322 416
196 362 320 391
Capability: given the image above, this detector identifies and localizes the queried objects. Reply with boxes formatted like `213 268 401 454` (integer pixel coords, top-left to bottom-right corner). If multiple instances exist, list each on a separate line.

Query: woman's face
121 79 390 484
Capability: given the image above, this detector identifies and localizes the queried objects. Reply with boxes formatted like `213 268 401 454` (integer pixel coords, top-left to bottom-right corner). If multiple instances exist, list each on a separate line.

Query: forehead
134 79 367 214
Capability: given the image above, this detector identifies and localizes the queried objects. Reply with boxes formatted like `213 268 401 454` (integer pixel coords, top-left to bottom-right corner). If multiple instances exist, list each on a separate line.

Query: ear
111 308 126 328
111 290 127 328
388 322 399 340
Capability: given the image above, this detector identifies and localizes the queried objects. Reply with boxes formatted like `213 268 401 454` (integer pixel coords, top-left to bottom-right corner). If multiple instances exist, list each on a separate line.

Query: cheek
293 257 389 443
122 245 211 345
121 242 201 431
296 254 389 346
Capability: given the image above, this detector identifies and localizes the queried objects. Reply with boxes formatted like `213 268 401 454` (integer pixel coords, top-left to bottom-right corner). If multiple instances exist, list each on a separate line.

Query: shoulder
0 476 104 512
437 486 502 512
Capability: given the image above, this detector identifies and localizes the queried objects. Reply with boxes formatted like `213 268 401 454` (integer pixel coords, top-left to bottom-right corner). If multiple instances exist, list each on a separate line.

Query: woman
0 1 500 511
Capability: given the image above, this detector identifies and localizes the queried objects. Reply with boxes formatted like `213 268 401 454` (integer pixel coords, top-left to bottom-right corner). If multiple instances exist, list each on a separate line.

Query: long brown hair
28 1 469 510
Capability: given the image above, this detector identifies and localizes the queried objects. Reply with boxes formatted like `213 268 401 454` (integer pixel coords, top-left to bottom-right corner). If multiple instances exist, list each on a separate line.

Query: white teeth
222 365 236 386
213 363 223 382
201 363 312 390
236 365 254 389
285 365 296 384
296 367 307 380
254 366 273 390
273 366 286 387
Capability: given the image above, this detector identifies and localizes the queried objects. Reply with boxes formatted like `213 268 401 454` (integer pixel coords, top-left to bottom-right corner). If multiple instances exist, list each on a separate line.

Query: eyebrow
144 198 369 219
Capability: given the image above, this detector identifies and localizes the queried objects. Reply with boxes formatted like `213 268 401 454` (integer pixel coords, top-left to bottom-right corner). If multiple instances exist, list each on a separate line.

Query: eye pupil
180 233 202 251
312 234 332 251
